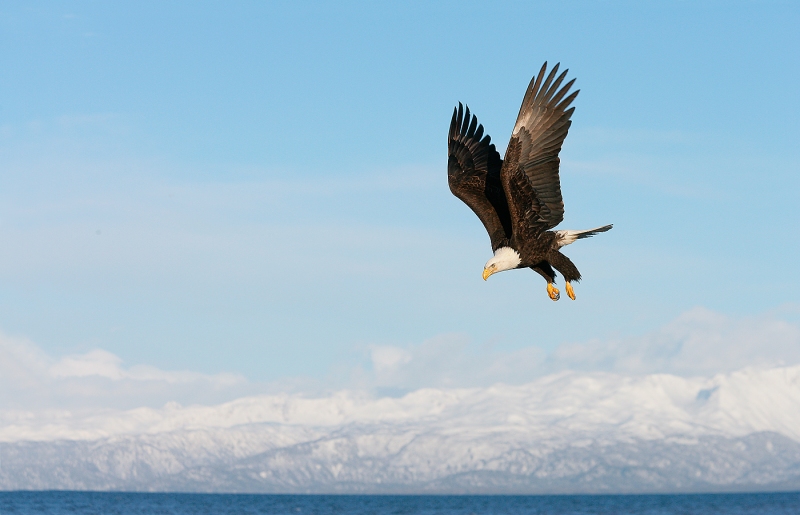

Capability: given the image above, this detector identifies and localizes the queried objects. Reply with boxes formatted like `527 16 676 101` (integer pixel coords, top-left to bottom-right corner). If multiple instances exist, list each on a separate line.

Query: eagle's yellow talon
547 283 560 301
566 282 576 300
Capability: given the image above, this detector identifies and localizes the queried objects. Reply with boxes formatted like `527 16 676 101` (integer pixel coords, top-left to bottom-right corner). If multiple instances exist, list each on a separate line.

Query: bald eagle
448 62 611 301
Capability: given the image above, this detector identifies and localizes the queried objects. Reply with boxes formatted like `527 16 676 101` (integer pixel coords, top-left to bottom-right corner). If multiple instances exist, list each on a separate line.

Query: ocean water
0 491 798 514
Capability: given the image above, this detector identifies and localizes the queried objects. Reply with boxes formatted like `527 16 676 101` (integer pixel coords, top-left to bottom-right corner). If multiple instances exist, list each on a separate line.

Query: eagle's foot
565 282 576 301
547 283 560 301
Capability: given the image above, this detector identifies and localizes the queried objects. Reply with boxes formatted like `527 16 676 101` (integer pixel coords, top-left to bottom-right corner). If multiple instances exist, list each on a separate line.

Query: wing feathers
550 78 576 106
534 63 559 105
450 104 460 136
448 104 512 250
515 62 547 124
504 62 579 233
449 63 580 247
469 116 479 139
555 91 580 112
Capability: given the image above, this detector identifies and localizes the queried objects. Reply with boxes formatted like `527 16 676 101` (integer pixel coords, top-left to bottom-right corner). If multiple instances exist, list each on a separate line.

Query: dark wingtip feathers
449 103 491 146
449 105 459 139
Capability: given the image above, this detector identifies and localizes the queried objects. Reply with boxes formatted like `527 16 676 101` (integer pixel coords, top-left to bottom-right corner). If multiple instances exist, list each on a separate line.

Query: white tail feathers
555 225 613 247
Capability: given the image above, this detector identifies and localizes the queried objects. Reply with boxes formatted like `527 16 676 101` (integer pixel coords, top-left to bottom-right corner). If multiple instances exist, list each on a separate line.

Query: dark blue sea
0 491 799 514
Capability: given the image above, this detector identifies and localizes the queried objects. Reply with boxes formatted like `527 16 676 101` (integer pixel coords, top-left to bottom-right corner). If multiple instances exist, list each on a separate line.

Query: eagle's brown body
447 62 611 299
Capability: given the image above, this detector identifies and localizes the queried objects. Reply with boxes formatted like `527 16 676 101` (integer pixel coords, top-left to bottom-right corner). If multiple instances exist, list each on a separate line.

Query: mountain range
2 365 799 493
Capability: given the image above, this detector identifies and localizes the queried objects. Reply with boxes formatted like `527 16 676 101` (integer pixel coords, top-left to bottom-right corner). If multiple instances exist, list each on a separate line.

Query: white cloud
49 349 125 379
546 306 800 376
369 345 412 372
48 348 243 385
349 307 800 391
1 306 798 420
0 333 50 387
0 332 247 411
355 334 546 391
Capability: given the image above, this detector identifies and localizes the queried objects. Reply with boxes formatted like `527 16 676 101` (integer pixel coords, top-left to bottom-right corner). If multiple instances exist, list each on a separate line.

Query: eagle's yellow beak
482 267 495 281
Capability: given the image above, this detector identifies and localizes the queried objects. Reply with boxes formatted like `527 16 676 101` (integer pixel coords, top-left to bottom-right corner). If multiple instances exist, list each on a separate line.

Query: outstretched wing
502 62 579 238
448 103 511 251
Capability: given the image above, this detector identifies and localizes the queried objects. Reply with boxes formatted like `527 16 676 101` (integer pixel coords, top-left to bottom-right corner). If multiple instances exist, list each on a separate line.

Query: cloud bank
0 332 247 412
2 306 800 416
547 306 800 376
356 306 800 391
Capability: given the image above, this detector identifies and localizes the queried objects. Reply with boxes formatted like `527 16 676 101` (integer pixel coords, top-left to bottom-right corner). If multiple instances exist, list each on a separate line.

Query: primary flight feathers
447 62 611 301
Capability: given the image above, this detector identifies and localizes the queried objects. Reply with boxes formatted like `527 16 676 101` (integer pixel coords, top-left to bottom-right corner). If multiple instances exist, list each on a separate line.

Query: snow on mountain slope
3 365 800 443
1 365 799 492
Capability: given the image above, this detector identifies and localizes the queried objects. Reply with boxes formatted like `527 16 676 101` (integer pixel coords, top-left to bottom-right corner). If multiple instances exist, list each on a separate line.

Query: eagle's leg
531 262 559 302
547 283 560 301
565 282 576 301
548 251 581 301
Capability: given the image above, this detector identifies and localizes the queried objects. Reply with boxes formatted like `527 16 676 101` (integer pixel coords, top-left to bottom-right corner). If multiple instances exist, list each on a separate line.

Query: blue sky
1 1 799 392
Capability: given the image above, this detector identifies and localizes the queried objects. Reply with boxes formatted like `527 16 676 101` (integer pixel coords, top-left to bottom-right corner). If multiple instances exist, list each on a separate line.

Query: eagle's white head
482 246 521 280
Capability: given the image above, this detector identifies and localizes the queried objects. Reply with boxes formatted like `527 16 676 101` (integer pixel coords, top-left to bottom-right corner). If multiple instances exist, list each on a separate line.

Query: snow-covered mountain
2 365 800 493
